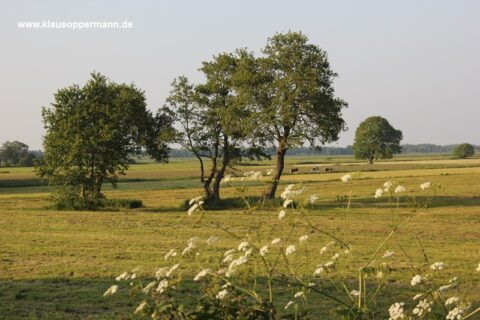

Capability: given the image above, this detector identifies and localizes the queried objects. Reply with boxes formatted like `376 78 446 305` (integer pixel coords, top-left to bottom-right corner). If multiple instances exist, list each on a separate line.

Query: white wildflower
115 272 130 281
156 279 169 293
164 249 177 260
375 188 384 198
280 184 305 200
103 285 118 297
166 264 179 277
134 301 147 314
265 169 274 176
412 299 433 317
294 291 305 299
284 301 294 310
271 238 281 245
332 253 340 260
223 254 234 263
324 261 335 268
341 173 352 183
384 180 393 192
383 250 395 258
313 267 325 275
394 185 406 193
308 194 319 204
420 181 432 190
285 245 296 256
238 241 249 251
476 263 480 272
430 261 445 271
216 289 228 300
278 210 286 220
320 246 328 255
299 235 309 243
155 267 169 279
194 269 211 281
388 302 405 320
189 196 203 205
350 290 360 297
411 275 423 286
142 281 156 293
187 203 200 215
259 245 269 257
224 249 236 256
447 307 465 320
283 199 293 208
206 235 219 245
445 297 460 306
413 293 423 300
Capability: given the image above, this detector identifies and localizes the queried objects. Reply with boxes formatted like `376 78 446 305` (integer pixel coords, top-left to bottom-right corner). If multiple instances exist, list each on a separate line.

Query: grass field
1 155 480 319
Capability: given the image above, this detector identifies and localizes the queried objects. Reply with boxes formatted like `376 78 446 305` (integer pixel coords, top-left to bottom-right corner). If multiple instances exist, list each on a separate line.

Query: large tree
36 72 174 210
352 116 403 164
0 140 30 166
452 143 475 159
239 32 347 199
166 51 264 202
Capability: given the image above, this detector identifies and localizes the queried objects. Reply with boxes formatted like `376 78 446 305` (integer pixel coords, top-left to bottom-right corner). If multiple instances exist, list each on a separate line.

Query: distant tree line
0 141 43 167
167 143 480 158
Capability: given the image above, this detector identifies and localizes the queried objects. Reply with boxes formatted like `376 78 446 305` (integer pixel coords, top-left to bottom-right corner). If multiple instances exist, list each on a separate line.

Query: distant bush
49 188 142 210
453 143 475 159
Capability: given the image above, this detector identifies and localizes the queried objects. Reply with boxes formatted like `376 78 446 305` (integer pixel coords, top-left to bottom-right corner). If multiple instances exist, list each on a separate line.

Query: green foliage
0 140 36 167
36 72 174 210
452 143 475 159
236 31 347 198
352 116 403 163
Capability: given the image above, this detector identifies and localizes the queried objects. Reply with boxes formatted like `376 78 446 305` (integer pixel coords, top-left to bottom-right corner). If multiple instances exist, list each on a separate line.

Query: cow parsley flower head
412 299 433 317
194 268 211 281
164 249 177 260
285 245 296 256
446 306 465 320
350 290 360 297
206 236 219 245
294 291 305 299
375 188 384 198
383 250 395 258
156 279 169 293
384 180 393 192
299 235 308 243
431 261 445 271
115 272 130 281
284 301 294 310
238 241 249 251
189 196 203 206
271 238 281 245
313 267 324 275
187 203 200 216
445 297 460 306
420 181 432 190
103 285 118 297
394 185 406 193
259 245 269 256
341 173 352 183
320 246 328 255
278 210 286 220
283 199 293 208
476 263 480 272
308 194 319 204
388 302 405 320
280 184 305 200
216 289 229 300
411 275 423 286
134 301 147 314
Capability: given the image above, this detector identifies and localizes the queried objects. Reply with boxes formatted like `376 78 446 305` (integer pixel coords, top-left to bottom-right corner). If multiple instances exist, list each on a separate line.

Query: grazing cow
324 167 334 172
312 166 320 173
290 168 299 174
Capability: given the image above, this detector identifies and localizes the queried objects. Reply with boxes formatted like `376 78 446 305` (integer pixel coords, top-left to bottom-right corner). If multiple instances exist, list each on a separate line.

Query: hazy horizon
1 0 479 150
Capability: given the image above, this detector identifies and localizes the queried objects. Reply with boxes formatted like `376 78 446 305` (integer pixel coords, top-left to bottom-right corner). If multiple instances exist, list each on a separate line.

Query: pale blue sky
0 0 479 149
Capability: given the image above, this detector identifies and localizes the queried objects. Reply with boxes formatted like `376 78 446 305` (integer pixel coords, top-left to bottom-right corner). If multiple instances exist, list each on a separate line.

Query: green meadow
1 155 480 319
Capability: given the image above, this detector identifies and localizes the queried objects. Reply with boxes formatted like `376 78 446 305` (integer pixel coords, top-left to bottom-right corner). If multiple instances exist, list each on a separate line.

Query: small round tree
352 116 403 164
453 143 475 159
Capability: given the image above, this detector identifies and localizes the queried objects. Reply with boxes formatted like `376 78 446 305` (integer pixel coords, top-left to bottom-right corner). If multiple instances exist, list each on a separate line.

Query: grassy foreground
0 156 480 319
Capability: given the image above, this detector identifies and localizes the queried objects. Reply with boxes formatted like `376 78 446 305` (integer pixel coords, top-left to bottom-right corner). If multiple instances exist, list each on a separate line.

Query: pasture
1 155 480 319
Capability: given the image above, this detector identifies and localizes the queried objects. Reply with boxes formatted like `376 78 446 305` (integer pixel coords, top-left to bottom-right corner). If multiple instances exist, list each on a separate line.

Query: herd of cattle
289 166 334 174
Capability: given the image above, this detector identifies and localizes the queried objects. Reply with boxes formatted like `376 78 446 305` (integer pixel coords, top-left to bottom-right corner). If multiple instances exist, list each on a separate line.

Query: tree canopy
36 72 174 210
352 116 403 164
453 143 475 159
0 140 36 166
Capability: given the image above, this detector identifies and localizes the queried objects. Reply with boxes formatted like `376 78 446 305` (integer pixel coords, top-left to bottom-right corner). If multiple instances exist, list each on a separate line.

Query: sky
0 0 479 150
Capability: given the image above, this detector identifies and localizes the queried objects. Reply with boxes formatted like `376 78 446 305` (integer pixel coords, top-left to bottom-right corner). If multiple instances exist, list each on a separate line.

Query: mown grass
1 156 480 319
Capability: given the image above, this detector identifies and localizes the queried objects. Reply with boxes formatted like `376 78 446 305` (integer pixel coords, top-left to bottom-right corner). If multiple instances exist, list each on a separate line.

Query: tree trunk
211 136 229 202
265 146 287 199
368 156 374 164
